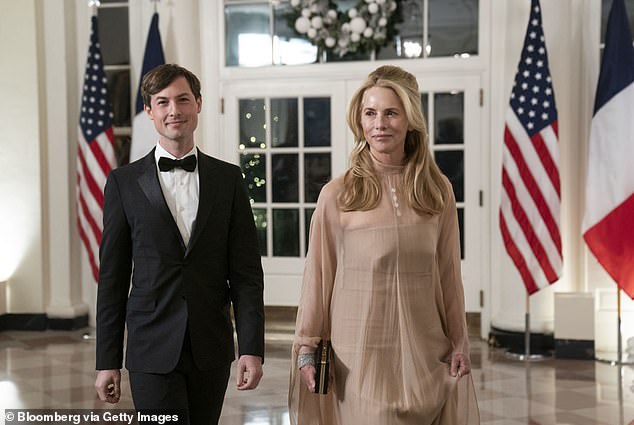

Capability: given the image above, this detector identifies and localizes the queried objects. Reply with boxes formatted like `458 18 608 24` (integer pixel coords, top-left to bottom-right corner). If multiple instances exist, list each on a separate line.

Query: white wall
0 0 46 313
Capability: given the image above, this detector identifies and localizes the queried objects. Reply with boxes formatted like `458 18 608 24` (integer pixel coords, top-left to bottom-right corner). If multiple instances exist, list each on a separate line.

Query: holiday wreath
287 0 402 57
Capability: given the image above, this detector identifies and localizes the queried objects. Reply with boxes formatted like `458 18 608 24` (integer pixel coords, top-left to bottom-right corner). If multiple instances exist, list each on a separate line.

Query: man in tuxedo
95 64 265 424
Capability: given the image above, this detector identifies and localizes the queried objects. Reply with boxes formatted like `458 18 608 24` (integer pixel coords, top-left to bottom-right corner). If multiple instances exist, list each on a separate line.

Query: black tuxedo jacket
96 149 264 373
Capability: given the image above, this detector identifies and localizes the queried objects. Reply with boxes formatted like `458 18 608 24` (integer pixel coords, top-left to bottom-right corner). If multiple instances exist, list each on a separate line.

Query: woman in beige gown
289 65 479 425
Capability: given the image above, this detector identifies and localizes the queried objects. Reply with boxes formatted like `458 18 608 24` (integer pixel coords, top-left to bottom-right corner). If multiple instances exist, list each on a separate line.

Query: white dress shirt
154 143 199 247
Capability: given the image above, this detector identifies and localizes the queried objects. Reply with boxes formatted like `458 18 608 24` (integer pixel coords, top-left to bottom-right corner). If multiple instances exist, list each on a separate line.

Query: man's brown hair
141 64 201 107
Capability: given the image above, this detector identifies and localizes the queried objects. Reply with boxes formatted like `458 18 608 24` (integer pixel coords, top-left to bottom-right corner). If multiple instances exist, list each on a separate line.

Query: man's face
145 76 202 146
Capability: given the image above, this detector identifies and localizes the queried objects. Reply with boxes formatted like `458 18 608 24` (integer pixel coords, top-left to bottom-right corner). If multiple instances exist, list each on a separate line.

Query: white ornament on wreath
288 0 399 57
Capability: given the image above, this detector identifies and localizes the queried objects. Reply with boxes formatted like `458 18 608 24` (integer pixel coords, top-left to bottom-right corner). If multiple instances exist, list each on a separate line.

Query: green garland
287 0 402 57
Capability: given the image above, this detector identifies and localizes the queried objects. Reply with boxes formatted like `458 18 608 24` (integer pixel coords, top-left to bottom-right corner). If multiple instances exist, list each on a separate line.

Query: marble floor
1 329 634 425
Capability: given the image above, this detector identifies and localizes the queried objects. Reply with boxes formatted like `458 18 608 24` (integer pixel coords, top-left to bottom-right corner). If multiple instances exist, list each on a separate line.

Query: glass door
425 79 482 313
224 75 483 312
222 81 348 305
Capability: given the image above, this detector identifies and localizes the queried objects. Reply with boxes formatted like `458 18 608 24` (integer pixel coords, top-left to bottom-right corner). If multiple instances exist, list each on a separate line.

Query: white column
43 0 88 321
0 0 45 314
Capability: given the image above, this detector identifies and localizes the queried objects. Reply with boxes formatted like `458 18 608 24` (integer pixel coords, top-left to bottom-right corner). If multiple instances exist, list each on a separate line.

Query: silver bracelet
297 353 315 369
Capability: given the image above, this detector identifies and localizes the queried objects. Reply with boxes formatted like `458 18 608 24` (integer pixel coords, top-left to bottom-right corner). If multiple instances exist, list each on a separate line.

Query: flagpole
618 361 624 425
505 292 549 361
525 359 533 418
617 287 622 365
595 288 633 365
525 293 530 359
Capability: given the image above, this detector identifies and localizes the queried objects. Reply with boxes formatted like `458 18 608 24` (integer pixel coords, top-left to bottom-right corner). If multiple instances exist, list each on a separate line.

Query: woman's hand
450 352 471 378
299 364 317 392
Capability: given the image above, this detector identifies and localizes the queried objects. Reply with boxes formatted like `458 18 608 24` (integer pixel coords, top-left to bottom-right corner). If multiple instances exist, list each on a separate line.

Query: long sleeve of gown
436 176 470 355
289 179 342 425
294 180 340 351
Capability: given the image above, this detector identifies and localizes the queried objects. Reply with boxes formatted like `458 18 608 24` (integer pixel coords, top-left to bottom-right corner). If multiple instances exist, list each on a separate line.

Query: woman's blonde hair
340 65 446 215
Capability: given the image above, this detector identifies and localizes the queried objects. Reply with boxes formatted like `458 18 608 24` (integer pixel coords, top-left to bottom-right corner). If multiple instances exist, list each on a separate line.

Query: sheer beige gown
289 158 480 425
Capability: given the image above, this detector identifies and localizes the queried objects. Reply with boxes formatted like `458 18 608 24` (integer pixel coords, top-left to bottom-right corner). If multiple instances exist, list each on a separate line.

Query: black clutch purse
314 340 331 394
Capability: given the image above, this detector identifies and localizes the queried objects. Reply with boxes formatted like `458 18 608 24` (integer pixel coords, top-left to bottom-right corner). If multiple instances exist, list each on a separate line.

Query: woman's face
360 86 410 164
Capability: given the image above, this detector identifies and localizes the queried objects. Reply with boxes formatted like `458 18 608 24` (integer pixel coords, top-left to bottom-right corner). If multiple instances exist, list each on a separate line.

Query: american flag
499 0 562 294
77 16 117 282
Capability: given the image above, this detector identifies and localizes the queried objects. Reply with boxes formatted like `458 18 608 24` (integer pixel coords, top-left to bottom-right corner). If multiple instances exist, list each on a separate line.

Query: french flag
583 0 634 298
129 12 165 162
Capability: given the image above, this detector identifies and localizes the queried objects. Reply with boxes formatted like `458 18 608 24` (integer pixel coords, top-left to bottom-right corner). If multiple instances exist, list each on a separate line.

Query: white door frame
222 75 484 313
222 80 348 305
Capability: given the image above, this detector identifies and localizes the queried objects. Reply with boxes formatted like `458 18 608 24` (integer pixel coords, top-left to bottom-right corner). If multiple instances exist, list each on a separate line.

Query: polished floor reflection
1 329 634 424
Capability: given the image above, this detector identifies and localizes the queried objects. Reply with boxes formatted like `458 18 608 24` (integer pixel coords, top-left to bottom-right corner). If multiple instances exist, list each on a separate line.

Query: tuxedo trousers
129 328 231 425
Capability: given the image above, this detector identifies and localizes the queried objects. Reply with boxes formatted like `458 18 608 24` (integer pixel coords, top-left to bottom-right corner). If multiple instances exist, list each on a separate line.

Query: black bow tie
158 155 197 172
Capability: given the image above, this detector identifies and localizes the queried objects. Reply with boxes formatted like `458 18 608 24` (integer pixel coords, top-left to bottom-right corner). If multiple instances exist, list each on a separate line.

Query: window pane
305 208 315 255
304 97 331 147
273 209 299 256
435 150 464 202
601 0 610 43
273 2 318 65
304 153 331 203
225 4 271 67
98 7 129 65
239 99 266 149
428 0 478 57
114 135 131 167
434 92 463 145
253 208 268 256
272 154 299 202
105 69 131 127
271 98 298 147
319 0 371 62
240 153 266 203
421 92 429 127
601 0 634 44
458 207 464 260
377 0 424 60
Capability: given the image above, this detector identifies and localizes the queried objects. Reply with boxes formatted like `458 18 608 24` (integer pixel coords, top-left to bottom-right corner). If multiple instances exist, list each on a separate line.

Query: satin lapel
186 152 219 256
137 151 186 250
